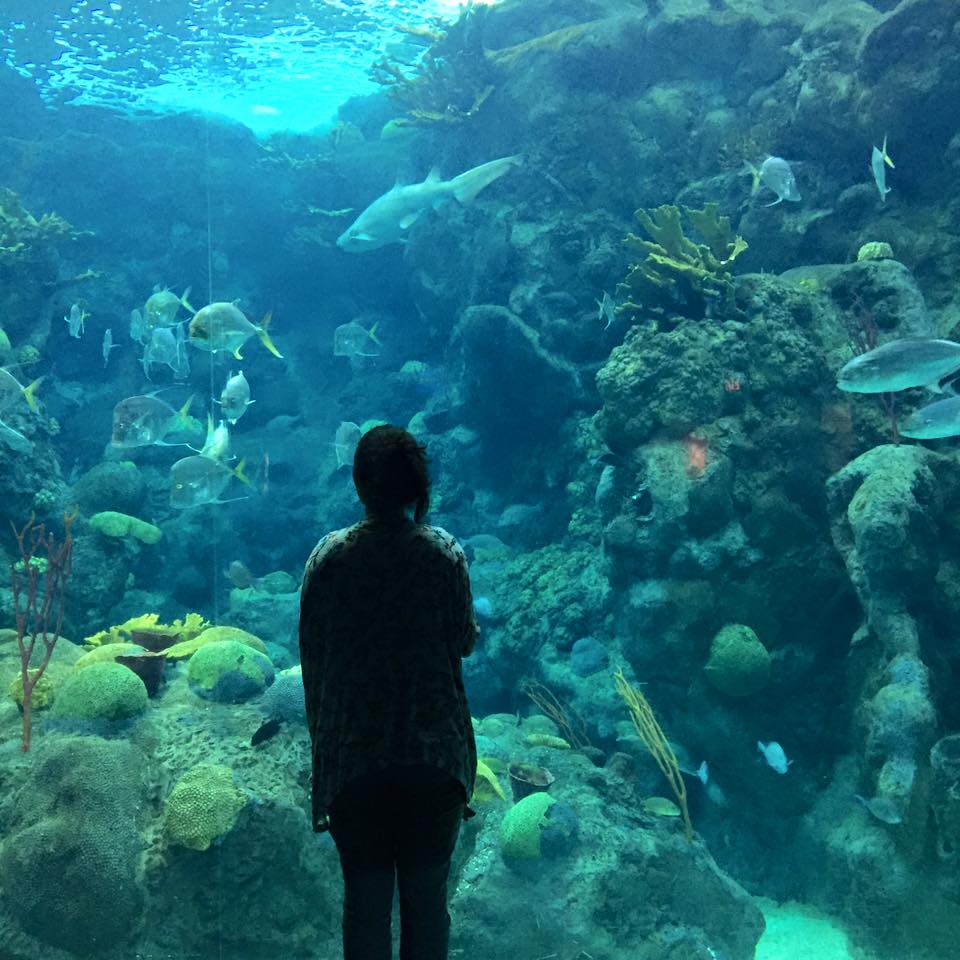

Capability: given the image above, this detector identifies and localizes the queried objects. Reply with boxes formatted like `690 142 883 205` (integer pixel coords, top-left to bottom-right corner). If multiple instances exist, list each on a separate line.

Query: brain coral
164 764 247 851
187 639 274 703
51 660 149 721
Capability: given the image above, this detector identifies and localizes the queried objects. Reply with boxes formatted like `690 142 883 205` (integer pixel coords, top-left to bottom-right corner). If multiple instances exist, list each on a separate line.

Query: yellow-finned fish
188 302 282 360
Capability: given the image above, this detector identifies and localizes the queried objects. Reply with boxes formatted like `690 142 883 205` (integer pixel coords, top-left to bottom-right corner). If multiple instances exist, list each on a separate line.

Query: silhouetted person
299 425 478 960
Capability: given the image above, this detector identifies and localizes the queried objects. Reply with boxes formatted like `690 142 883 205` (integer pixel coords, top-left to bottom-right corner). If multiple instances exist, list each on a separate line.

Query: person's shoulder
304 523 361 573
417 525 468 562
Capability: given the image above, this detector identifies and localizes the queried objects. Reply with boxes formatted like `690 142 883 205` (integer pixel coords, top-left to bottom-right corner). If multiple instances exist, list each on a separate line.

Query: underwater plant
613 667 693 842
617 203 747 328
9 512 75 751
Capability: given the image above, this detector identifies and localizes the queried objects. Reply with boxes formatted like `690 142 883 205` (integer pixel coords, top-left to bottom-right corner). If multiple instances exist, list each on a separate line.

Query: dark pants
329 764 467 960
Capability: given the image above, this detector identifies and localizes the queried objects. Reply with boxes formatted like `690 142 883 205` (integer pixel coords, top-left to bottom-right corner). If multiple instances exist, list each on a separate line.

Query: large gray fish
111 394 194 448
747 156 801 206
900 396 960 439
837 338 960 394
337 155 523 252
189 303 283 360
169 454 249 508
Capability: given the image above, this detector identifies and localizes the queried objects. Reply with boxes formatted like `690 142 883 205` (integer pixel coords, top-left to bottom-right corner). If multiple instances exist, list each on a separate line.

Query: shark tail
257 311 283 359
450 154 523 206
22 377 43 413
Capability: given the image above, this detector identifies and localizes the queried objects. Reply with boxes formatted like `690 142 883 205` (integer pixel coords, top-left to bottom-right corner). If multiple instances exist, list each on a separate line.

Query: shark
336 154 522 252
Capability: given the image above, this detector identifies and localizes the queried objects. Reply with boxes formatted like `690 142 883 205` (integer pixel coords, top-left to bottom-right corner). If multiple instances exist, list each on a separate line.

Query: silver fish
129 308 146 343
337 155 523 252
870 136 895 203
0 419 33 453
596 292 616 330
334 321 380 358
749 156 801 206
64 303 87 338
170 454 249 508
333 421 361 468
102 328 119 367
219 370 254 424
144 286 194 330
837 338 960 394
855 793 902 825
900 396 960 439
142 324 190 380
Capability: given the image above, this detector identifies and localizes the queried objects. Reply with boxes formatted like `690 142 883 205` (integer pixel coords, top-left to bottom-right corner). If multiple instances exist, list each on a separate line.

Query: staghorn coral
617 203 748 328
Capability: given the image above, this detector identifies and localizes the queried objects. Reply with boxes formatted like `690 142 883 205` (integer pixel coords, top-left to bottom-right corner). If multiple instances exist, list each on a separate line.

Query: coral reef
617 203 747 327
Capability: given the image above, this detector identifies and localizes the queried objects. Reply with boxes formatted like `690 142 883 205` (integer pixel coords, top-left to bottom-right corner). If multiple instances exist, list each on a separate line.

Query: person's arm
298 541 328 737
454 542 479 658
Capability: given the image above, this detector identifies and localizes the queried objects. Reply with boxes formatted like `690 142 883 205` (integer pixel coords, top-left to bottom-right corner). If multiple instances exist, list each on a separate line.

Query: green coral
163 764 247 851
617 203 748 327
89 510 162 545
500 792 556 859
50 661 148 721
704 623 771 697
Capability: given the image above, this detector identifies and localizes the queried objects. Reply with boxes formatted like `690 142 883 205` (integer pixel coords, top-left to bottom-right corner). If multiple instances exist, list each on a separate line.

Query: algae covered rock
51 660 149 721
187 639 274 702
704 623 771 697
164 764 248 851
72 460 146 516
0 737 147 952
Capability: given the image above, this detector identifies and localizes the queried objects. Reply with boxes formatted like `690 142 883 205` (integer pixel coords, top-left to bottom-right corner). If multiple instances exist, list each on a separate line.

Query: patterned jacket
299 516 478 831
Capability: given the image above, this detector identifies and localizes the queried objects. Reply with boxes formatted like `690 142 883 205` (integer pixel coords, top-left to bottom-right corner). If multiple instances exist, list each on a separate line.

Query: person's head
352 425 431 522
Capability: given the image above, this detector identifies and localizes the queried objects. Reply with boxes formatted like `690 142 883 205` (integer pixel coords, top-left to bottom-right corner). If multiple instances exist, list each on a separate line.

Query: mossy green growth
704 623 771 697
7 672 56 710
618 203 747 327
51 661 148 721
89 511 162 545
163 764 247 851
500 792 556 859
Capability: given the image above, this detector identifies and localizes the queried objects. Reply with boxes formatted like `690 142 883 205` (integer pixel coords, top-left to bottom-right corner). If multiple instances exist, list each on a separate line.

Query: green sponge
89 511 162 545
500 792 556 859
704 623 770 697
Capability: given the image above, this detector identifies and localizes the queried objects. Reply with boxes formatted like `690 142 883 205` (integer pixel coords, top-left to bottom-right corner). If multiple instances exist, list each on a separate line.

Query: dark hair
352 425 431 522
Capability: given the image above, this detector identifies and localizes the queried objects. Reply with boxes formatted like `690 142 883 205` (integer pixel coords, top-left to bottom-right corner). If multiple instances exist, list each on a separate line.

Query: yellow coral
472 758 507 803
83 612 210 649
